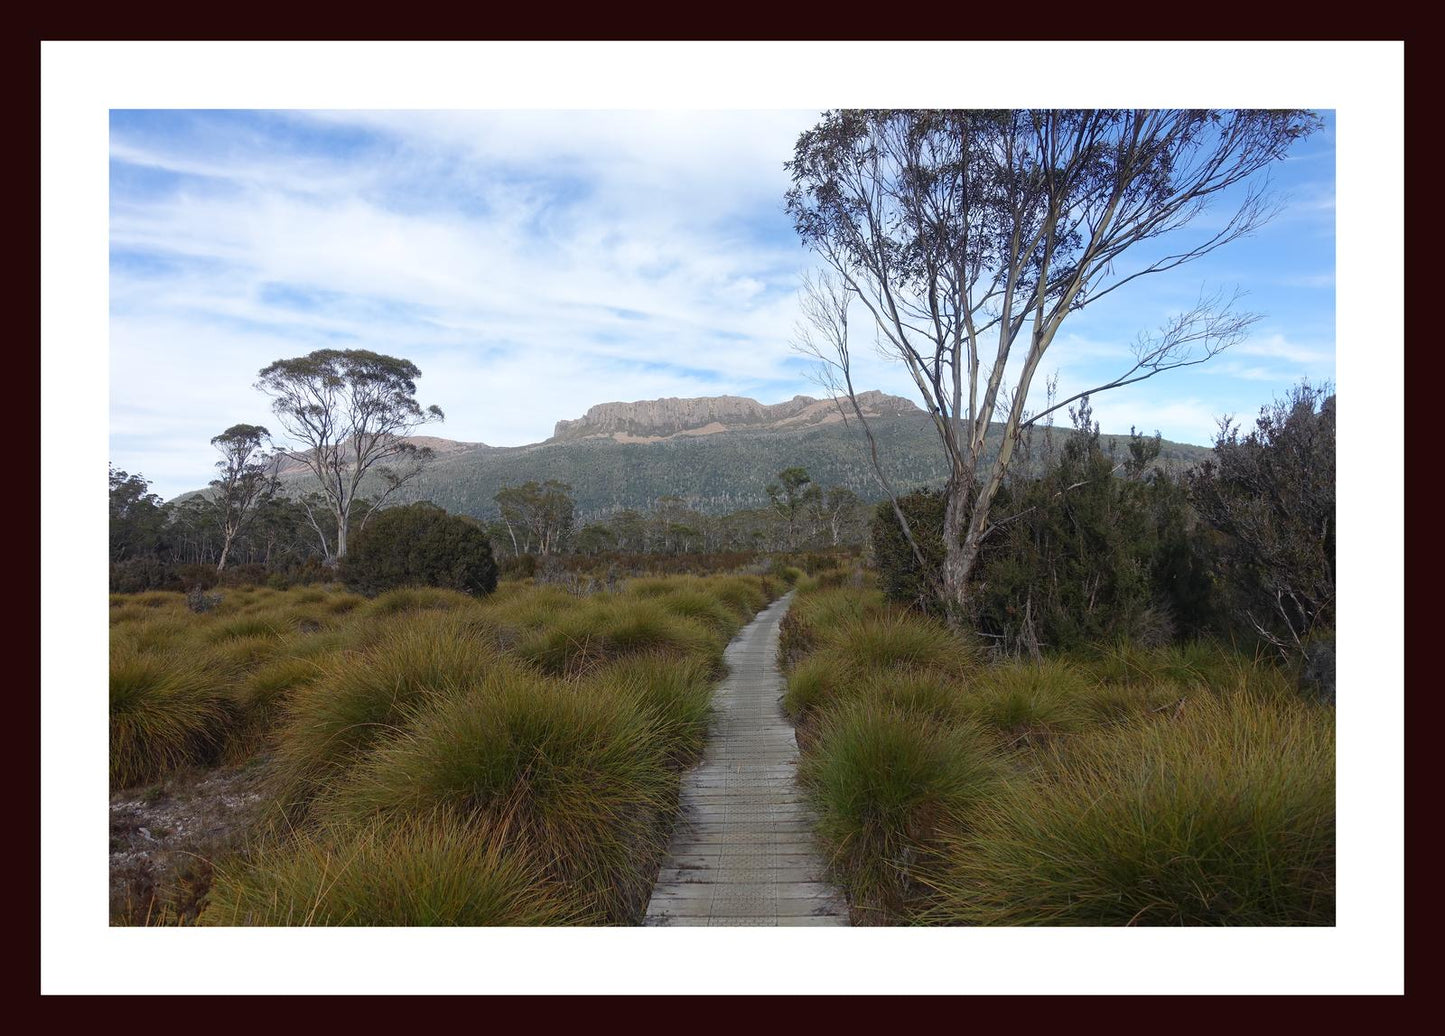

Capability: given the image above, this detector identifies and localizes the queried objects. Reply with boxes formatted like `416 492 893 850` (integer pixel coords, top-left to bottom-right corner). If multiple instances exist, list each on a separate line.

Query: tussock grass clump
112 615 198 653
110 645 234 787
854 670 970 728
651 589 740 635
784 607 974 724
326 669 674 921
241 655 332 716
479 584 582 635
204 813 581 926
109 604 150 627
366 586 477 616
961 660 1091 744
515 598 721 678
134 591 183 610
325 592 366 616
799 703 1007 922
782 653 846 721
778 587 887 665
625 576 679 599
707 575 772 618
834 611 975 677
923 690 1336 925
269 613 504 812
584 654 716 765
206 615 283 643
199 634 284 674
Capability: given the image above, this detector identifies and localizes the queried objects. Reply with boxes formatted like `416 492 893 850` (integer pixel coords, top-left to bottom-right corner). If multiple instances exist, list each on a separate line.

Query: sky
108 107 1337 500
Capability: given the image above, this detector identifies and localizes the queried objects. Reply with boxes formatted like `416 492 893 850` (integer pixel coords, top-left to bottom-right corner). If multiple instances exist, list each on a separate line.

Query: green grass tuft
514 598 721 678
204 812 584 926
268 612 504 813
110 645 234 787
799 702 1007 922
325 668 675 921
922 690 1336 925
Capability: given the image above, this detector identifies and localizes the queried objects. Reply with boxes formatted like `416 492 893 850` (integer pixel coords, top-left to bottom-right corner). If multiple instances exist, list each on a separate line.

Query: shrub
110 558 181 594
1189 382 1335 661
499 553 538 580
342 502 499 598
218 563 269 589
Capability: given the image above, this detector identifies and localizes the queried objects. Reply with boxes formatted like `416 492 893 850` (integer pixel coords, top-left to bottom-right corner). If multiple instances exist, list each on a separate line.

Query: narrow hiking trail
644 591 850 926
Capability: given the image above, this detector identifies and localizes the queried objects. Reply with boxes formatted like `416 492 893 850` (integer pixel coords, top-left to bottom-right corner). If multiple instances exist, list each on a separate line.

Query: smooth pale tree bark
788 109 1322 624
255 349 443 561
209 423 279 573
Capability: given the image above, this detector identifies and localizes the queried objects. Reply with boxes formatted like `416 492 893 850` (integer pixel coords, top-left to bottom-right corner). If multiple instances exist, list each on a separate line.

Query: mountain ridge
210 391 1213 520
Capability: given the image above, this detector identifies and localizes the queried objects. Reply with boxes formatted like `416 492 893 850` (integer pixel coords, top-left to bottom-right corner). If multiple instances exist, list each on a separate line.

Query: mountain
260 391 1214 521
550 390 918 442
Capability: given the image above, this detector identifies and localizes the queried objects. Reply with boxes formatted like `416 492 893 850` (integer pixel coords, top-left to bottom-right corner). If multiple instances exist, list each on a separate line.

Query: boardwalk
644 591 850 927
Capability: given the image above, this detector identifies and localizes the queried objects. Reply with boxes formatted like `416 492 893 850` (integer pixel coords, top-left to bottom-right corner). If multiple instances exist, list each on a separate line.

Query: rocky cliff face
549 391 919 442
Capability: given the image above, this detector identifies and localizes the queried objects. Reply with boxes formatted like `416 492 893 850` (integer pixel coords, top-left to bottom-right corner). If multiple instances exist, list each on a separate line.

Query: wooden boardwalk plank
643 592 850 928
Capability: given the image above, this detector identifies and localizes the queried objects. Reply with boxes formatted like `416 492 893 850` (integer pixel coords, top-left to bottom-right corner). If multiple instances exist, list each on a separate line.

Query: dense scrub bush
498 553 538 580
110 557 182 594
1189 382 1335 665
218 563 269 588
342 503 498 598
869 404 1216 651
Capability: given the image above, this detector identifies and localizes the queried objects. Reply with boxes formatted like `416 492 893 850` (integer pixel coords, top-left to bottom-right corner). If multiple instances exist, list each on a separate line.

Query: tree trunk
941 481 978 625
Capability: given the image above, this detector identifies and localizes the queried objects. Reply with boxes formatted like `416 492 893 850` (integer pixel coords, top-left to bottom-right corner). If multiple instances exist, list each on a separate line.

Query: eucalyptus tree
788 108 1322 622
493 480 576 557
255 349 444 561
208 423 280 572
766 466 814 549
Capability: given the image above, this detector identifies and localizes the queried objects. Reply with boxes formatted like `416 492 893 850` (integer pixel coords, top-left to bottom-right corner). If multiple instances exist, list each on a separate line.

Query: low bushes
341 502 499 599
778 582 1335 926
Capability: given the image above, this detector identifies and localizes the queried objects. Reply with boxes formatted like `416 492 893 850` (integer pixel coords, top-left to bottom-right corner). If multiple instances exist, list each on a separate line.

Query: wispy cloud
109 109 1337 500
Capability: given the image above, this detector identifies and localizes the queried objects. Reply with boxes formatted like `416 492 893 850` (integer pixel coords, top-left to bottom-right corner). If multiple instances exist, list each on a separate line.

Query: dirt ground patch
110 759 271 925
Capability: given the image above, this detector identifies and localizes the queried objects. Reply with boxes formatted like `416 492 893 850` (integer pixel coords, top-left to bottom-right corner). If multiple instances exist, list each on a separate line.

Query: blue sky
109 108 1336 500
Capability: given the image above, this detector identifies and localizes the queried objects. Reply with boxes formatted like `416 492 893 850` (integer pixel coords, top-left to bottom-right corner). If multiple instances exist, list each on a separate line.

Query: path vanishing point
644 591 851 926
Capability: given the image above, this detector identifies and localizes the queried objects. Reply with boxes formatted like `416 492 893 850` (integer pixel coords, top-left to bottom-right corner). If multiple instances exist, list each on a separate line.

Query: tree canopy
788 108 1323 621
255 349 444 560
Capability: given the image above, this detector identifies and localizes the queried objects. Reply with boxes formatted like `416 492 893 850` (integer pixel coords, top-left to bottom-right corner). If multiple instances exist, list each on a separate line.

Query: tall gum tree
208 423 279 572
787 108 1323 624
255 349 444 561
